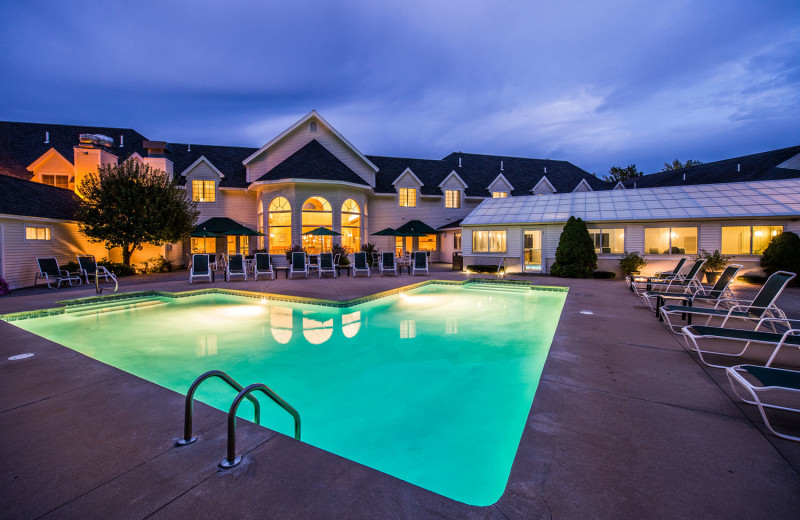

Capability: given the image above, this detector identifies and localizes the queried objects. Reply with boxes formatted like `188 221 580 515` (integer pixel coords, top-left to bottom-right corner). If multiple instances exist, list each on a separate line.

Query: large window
302 196 332 254
192 180 216 202
341 199 361 252
399 188 416 208
257 201 264 249
644 227 697 255
472 230 506 252
41 174 69 189
25 225 51 241
418 234 437 251
589 228 625 254
721 225 783 255
268 196 292 254
191 237 216 254
445 189 461 208
492 192 508 198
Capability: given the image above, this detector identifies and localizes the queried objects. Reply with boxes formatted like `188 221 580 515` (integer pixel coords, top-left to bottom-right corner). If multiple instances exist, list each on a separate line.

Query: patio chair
189 254 212 284
379 251 397 276
726 364 800 441
352 252 370 277
226 254 248 282
682 318 800 368
659 271 796 334
319 252 336 278
411 251 428 276
208 254 219 271
307 254 320 275
290 252 308 279
254 253 274 280
643 264 742 313
35 257 81 288
631 259 706 297
77 255 118 286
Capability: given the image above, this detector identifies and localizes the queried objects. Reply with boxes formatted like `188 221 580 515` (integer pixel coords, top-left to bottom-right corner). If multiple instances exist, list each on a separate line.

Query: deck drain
8 353 34 360
580 310 594 315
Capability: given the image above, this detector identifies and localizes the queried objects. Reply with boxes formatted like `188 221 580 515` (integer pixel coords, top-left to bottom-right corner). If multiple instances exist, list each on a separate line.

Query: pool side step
463 283 532 292
66 298 167 317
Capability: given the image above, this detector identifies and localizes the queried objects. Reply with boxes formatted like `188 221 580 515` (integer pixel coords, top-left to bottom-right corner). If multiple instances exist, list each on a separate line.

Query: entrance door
523 230 542 272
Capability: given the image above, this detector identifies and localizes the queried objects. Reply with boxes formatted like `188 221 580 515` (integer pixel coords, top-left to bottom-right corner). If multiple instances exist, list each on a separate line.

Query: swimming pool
8 282 566 505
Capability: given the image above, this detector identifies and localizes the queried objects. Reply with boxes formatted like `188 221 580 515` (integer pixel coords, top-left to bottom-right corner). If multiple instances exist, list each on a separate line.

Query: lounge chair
683 318 800 368
290 252 308 279
660 271 796 334
411 251 428 276
643 264 742 313
226 254 248 282
727 364 800 441
627 258 688 291
631 259 706 297
319 252 336 278
254 253 273 280
77 255 118 286
352 252 370 277
379 251 397 276
190 254 212 284
35 257 81 288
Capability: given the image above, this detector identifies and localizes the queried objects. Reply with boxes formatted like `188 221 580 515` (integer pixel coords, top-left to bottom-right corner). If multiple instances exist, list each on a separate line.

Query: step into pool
8 283 567 506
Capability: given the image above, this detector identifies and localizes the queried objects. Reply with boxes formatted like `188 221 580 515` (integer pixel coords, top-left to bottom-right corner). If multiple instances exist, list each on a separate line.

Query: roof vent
737 163 741 172
458 157 462 168
44 131 49 144
119 135 124 148
500 160 504 171
543 166 547 174
682 173 686 181
309 121 318 132
634 181 637 189
187 143 191 152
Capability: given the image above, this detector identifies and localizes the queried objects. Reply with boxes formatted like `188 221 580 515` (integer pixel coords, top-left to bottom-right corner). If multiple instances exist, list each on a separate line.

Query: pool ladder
176 370 301 468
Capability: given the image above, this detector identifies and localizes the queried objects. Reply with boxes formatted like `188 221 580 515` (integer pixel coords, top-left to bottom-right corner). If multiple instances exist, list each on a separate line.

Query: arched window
341 199 361 252
268 196 292 254
257 200 264 249
302 196 332 253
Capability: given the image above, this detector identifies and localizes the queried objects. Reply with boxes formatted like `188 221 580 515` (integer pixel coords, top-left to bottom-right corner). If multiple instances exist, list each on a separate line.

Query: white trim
613 181 626 190
531 176 557 194
391 167 424 187
776 152 800 170
487 173 515 193
249 178 373 190
181 156 225 178
438 170 468 189
26 148 73 172
242 110 379 173
572 178 594 192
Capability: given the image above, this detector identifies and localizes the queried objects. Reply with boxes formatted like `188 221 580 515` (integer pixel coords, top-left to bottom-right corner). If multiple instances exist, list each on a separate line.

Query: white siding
186 162 258 229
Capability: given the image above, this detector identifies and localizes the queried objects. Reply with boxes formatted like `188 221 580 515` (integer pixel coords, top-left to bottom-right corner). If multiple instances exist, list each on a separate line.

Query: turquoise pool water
10 283 566 505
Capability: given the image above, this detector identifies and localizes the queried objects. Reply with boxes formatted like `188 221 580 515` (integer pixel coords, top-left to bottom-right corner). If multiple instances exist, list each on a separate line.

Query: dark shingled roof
621 145 800 189
253 140 370 186
0 121 148 180
0 174 79 220
367 152 604 196
169 143 257 188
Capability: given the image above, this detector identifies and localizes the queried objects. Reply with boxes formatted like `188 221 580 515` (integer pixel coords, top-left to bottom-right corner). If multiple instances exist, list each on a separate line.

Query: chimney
44 131 49 144
143 140 167 158
142 140 173 178
74 134 119 195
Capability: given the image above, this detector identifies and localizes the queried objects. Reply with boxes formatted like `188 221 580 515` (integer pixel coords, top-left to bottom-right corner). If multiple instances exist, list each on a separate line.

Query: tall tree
550 216 597 278
601 164 642 183
662 159 703 171
76 161 199 266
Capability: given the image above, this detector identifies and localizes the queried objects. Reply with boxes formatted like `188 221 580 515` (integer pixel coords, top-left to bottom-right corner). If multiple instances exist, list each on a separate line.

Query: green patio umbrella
302 227 342 236
371 227 399 236
190 229 221 237
395 219 438 235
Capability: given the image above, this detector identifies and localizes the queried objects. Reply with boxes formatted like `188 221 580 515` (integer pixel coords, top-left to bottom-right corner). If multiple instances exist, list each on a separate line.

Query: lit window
418 234 436 251
492 192 508 198
445 189 461 208
192 180 216 202
472 230 506 252
301 196 332 254
268 196 292 255
454 231 462 250
721 225 783 255
341 199 361 252
644 227 697 255
191 237 216 254
41 174 69 189
399 188 417 207
589 228 625 254
25 225 51 241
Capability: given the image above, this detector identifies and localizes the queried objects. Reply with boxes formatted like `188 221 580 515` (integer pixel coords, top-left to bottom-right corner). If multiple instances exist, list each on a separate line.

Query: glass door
523 230 542 272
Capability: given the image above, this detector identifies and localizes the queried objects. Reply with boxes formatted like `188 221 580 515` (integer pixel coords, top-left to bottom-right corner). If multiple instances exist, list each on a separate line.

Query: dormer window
492 192 508 198
445 189 461 208
41 174 69 189
309 121 318 132
192 180 216 202
399 188 417 207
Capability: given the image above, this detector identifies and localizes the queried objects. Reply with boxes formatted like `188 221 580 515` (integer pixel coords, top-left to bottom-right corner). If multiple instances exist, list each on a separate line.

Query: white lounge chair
411 251 428 276
190 254 212 284
379 251 397 276
290 252 308 279
77 255 117 286
319 252 336 278
683 318 800 368
727 364 800 442
352 252 370 277
35 257 81 288
631 258 706 297
226 254 248 282
254 253 274 280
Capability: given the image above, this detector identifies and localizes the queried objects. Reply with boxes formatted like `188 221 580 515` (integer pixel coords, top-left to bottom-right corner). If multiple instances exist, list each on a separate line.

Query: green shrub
332 243 351 265
551 216 597 278
466 264 504 274
697 249 730 272
592 270 616 279
141 255 174 274
63 260 81 273
361 242 377 265
760 231 800 283
284 244 305 262
619 251 647 275
98 259 136 277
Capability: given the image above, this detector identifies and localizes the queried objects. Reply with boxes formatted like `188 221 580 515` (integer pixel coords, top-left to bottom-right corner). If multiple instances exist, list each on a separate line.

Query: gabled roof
532 176 557 194
242 110 379 173
0 121 148 180
170 143 256 188
438 170 468 189
621 145 800 189
487 173 514 192
572 178 594 192
391 167 424 187
368 156 453 195
0 174 79 220
26 147 73 172
252 139 370 186
180 156 226 178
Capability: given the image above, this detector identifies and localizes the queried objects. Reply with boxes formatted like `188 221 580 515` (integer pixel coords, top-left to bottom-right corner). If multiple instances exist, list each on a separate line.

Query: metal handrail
220 383 301 468
176 370 261 446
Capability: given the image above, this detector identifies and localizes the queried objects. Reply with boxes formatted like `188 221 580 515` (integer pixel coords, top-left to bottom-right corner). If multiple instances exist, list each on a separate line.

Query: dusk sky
1 0 798 175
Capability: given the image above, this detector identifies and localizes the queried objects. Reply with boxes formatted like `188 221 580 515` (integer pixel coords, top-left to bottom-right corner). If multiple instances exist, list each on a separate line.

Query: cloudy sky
1 0 798 175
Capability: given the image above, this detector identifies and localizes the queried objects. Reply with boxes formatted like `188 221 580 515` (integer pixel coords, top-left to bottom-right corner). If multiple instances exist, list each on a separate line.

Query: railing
176 370 261 446
220 383 301 468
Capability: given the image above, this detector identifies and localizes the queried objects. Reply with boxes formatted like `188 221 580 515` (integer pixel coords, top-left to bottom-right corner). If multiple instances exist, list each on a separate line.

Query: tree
76 161 199 266
601 164 642 183
551 216 597 278
662 159 703 171
760 231 800 282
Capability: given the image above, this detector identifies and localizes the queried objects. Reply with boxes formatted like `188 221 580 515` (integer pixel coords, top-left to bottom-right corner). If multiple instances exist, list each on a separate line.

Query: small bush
592 270 616 279
466 264 504 274
551 216 597 278
98 259 136 277
284 244 305 262
141 255 174 274
63 260 81 273
619 251 647 275
760 231 800 284
331 243 351 265
697 249 730 272
361 242 377 265
0 276 9 295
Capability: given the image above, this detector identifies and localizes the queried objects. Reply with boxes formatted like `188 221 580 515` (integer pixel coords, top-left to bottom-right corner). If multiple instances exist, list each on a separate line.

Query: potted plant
619 251 647 276
284 243 305 262
697 249 730 283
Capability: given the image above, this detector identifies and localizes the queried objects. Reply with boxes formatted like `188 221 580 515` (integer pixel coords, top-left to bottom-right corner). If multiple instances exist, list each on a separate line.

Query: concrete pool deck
1 266 799 519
